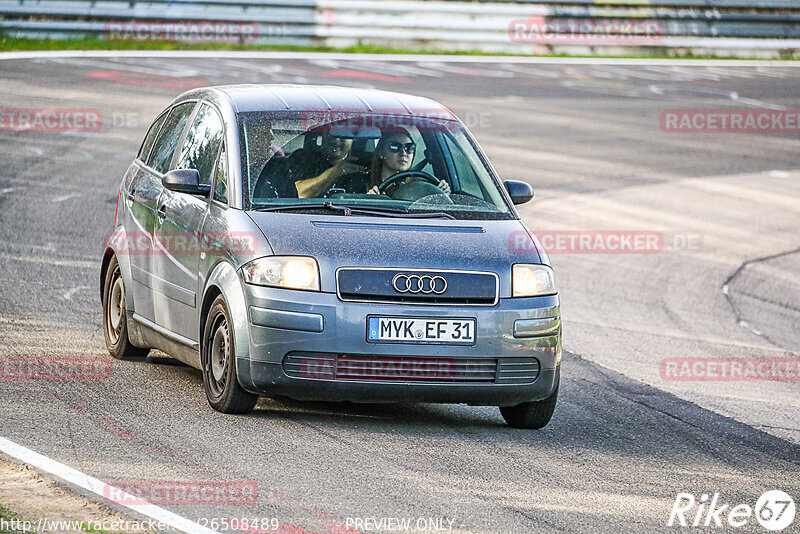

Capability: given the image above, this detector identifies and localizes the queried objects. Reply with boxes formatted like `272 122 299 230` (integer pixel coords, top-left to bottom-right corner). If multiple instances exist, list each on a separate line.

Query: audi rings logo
392 274 447 295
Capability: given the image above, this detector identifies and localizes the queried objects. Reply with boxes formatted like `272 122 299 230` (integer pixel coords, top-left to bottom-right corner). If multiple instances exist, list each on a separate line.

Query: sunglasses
386 142 417 154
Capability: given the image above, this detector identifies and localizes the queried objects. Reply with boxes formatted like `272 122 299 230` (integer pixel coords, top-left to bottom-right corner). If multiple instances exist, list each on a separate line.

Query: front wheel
499 385 559 429
201 294 258 414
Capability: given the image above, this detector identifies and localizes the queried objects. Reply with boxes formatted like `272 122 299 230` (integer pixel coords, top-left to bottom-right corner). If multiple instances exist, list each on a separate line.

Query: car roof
177 84 456 118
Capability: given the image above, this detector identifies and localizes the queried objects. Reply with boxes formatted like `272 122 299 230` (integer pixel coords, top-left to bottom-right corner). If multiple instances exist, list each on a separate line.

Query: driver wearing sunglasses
366 129 451 195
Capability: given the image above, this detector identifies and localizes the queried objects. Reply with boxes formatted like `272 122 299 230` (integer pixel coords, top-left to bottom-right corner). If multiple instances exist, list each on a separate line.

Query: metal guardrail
16 0 794 7
0 1 316 24
0 0 316 45
0 0 798 57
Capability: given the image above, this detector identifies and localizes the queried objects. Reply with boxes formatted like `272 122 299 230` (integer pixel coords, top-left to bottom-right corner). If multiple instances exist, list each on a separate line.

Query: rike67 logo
669 490 795 531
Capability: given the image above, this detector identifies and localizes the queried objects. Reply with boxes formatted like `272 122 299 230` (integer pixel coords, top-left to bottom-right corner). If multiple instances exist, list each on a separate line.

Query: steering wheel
378 170 440 194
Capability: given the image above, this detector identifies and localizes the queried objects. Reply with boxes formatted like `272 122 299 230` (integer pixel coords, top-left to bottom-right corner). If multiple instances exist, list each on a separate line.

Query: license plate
367 317 476 344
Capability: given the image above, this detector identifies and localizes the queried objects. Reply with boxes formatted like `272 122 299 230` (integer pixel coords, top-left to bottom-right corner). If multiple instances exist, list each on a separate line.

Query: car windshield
238 112 513 220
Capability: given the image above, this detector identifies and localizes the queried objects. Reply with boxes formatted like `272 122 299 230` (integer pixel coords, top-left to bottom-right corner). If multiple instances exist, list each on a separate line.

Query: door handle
157 204 167 223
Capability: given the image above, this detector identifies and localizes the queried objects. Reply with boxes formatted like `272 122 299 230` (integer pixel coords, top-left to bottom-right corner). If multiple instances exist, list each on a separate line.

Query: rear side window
175 103 224 186
137 111 168 162
147 102 196 174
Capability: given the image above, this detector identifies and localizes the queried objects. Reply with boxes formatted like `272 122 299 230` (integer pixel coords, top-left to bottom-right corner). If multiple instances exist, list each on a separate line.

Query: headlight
512 264 556 297
241 256 320 291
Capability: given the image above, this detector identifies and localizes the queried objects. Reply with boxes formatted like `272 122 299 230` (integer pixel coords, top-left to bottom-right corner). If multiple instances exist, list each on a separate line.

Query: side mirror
504 180 534 205
162 169 210 196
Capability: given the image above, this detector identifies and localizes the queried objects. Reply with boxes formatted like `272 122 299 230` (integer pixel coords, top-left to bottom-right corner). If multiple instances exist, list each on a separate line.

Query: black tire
102 255 149 360
499 385 559 429
201 294 258 414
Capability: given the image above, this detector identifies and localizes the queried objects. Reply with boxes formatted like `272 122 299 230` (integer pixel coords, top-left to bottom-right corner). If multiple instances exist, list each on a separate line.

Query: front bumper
235 286 561 406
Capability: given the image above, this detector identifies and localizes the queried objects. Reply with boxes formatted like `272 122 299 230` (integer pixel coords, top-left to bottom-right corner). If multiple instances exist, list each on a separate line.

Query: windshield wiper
383 210 456 220
252 202 456 219
252 202 358 215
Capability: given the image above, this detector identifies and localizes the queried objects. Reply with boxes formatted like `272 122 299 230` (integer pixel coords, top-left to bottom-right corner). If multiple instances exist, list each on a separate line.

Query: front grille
283 352 539 384
336 268 498 305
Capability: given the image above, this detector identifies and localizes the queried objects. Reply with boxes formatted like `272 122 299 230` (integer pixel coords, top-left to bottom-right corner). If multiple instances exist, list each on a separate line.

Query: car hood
247 212 542 297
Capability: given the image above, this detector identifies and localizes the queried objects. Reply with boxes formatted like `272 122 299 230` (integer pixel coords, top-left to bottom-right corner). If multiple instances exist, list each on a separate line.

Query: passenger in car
366 129 451 196
250 126 287 200
292 133 367 198
250 125 285 179
254 131 366 199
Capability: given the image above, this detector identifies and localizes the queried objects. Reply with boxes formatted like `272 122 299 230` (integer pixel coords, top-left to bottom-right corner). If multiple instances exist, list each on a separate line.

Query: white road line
729 91 786 110
0 240 56 252
0 253 97 269
61 131 140 141
222 59 287 75
769 170 791 178
45 56 204 78
0 436 221 534
51 192 81 202
1 50 800 67
62 285 90 300
738 319 763 336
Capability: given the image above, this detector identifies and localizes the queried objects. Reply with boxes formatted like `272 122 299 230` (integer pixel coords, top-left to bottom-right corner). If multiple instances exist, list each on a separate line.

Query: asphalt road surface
0 53 798 533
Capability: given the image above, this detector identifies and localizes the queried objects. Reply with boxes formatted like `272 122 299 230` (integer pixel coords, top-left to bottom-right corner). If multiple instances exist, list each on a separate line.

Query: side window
147 102 196 174
175 103 224 186
443 134 482 198
138 111 168 162
281 133 305 154
407 129 427 171
213 144 228 204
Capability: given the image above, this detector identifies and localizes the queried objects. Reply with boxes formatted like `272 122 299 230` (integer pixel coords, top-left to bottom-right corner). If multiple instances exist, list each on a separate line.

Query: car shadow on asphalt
136 349 799 465
241 352 800 466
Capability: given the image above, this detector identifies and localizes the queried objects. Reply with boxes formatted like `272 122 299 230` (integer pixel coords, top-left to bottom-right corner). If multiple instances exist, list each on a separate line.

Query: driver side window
175 103 224 186
147 102 195 174
407 129 429 173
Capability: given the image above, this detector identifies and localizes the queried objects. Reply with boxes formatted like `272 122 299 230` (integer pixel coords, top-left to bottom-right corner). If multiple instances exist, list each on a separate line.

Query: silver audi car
101 85 561 428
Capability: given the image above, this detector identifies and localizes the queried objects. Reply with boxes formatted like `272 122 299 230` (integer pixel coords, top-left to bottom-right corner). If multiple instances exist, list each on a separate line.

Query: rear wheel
202 294 258 414
499 385 559 429
102 255 149 360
